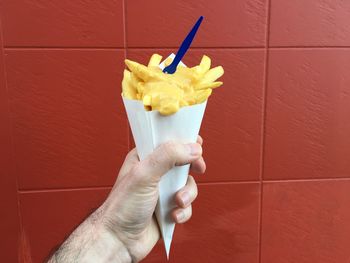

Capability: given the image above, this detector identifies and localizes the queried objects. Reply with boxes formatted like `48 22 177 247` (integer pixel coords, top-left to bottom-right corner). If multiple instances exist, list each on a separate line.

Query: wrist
92 206 133 263
95 225 132 263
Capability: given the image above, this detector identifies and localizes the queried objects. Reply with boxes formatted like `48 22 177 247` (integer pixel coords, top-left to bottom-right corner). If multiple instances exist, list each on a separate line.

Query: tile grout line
19 181 261 193
122 0 130 152
18 185 113 194
198 180 261 186
4 46 350 50
259 0 272 261
18 180 261 194
122 0 127 51
4 47 125 50
3 46 265 50
17 177 350 194
270 45 350 49
264 177 350 183
0 19 24 255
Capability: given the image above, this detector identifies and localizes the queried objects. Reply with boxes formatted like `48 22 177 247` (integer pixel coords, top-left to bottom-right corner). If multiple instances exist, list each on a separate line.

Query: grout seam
122 0 127 50
264 177 350 183
4 46 266 50
16 177 350 193
259 0 272 261
4 46 265 49
120 46 267 49
123 0 135 152
197 180 260 186
0 19 23 258
122 0 130 151
270 45 350 49
4 47 125 50
18 180 261 193
19 186 112 194
4 46 350 50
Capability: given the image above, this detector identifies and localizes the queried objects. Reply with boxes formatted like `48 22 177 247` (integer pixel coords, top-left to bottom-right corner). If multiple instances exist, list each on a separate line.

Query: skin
48 136 205 263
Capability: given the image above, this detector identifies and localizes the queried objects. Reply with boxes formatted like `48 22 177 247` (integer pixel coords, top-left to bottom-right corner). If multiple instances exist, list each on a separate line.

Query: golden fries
199 66 224 84
195 81 223 90
121 70 135 99
122 54 224 115
147 54 163 67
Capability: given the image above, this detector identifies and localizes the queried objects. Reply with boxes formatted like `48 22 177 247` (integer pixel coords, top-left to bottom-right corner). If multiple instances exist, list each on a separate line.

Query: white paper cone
122 97 206 258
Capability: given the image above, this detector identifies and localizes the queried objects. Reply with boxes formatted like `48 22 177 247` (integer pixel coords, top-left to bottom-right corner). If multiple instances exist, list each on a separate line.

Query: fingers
175 175 198 208
197 135 203 146
190 135 206 173
190 156 206 174
172 205 192 224
172 176 198 223
133 142 202 182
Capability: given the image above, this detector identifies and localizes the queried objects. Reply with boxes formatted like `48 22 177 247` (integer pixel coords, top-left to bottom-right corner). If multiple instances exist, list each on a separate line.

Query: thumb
118 148 139 176
131 141 202 183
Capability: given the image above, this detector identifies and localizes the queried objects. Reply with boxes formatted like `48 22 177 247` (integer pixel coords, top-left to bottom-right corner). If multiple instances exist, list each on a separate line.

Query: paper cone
122 54 207 258
123 97 206 258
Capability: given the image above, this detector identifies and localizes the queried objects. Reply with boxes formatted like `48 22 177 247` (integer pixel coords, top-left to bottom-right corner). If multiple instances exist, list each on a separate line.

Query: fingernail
176 211 185 222
180 192 191 207
188 143 201 156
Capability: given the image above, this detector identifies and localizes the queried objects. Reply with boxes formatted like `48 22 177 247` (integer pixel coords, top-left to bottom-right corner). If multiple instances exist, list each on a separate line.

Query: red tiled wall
0 1 349 262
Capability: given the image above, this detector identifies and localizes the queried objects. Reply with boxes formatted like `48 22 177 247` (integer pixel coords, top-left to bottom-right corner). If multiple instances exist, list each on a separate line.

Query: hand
101 136 205 262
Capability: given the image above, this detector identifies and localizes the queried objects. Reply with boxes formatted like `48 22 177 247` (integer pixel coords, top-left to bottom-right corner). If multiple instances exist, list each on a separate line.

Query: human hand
101 136 205 262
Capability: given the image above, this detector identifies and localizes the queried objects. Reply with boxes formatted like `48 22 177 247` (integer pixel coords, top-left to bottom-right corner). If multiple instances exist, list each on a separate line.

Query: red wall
1 1 350 262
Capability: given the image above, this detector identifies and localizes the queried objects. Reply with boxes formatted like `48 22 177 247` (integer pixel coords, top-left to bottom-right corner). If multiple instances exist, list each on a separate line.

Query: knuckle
162 141 178 156
147 154 161 169
129 164 142 178
188 176 198 199
201 159 206 172
160 141 179 165
185 206 192 219
129 164 150 185
193 184 198 200
126 148 137 159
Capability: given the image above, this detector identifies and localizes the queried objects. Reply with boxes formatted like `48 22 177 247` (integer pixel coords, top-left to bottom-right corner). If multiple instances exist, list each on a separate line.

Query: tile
261 180 350 263
126 0 267 47
144 183 260 263
19 188 110 263
269 0 350 46
126 49 265 182
0 22 20 263
5 49 128 189
264 49 350 180
0 0 124 47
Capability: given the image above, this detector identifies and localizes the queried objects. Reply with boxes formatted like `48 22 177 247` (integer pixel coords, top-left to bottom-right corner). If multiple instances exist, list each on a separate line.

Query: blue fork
163 16 204 74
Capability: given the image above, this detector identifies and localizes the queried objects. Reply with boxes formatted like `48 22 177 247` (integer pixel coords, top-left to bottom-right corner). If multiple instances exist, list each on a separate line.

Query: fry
195 89 212 104
164 57 173 67
148 54 163 67
126 59 161 82
143 95 152 106
195 81 223 90
121 69 137 99
198 55 211 74
200 66 224 84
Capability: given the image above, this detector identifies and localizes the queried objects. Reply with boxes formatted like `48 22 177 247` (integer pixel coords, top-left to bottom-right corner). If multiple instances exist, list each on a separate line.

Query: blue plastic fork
163 16 204 74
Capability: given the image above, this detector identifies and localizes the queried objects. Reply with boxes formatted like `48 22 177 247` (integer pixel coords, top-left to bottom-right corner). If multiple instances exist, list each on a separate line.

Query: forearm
48 207 132 263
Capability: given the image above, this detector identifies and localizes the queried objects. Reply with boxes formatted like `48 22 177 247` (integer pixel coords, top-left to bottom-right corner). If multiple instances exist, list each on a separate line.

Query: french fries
147 54 163 67
122 54 224 115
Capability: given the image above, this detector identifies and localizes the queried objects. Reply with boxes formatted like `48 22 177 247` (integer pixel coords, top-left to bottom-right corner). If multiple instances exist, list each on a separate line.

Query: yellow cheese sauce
122 54 224 115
